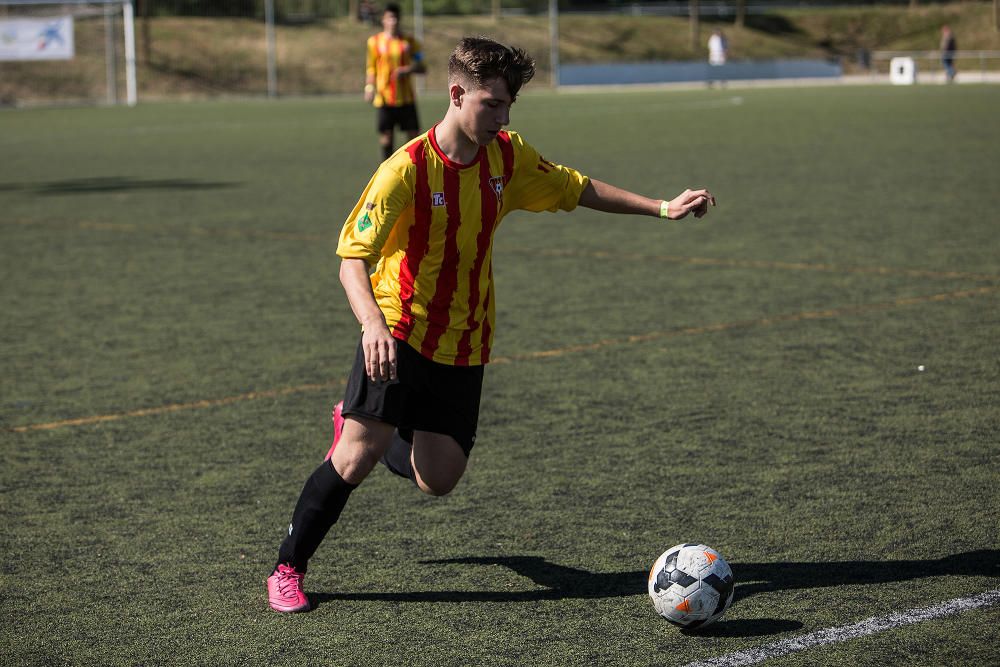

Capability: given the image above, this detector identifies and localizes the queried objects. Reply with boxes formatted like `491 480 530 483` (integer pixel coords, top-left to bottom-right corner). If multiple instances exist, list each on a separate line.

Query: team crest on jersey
489 176 505 204
432 192 446 207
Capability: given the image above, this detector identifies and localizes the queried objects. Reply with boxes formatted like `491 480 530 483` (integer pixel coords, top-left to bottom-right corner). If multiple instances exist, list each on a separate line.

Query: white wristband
659 200 671 219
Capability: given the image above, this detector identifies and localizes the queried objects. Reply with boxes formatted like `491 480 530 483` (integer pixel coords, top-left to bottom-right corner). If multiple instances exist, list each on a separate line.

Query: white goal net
0 0 136 107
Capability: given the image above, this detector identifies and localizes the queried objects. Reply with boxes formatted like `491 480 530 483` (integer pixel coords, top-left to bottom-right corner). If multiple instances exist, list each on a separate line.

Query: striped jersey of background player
365 2 426 161
266 36 716 613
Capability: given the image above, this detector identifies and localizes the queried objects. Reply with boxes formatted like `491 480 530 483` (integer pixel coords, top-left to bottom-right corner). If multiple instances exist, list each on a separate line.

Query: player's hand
666 188 716 220
361 321 397 383
364 89 375 103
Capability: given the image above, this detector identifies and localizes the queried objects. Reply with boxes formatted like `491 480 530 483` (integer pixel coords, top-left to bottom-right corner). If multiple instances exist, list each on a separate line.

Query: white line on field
680 588 1000 667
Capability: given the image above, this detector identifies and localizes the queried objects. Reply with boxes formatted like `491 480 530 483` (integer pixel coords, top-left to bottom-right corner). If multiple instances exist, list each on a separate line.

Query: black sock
275 461 358 573
380 430 416 484
382 143 393 160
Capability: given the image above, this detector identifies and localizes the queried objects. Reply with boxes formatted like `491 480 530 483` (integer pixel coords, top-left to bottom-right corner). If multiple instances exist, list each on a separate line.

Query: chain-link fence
1 0 991 106
137 0 551 20
1 0 564 105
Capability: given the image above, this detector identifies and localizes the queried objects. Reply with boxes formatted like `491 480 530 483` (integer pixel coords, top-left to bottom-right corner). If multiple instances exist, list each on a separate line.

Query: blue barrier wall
559 60 843 86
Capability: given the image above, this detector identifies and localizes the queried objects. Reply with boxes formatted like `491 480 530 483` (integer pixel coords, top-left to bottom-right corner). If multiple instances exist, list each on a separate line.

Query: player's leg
376 106 395 160
379 130 394 160
380 429 469 495
411 431 467 496
327 337 409 486
400 341 483 496
278 420 393 562
330 416 395 484
400 103 421 144
380 428 416 482
267 341 402 612
268 418 392 612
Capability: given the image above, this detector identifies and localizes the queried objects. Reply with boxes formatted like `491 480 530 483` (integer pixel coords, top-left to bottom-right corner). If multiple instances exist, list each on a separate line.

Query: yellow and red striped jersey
338 126 590 366
366 32 422 108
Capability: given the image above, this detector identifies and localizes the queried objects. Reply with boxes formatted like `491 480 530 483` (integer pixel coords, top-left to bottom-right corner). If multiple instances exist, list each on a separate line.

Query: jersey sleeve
506 132 590 213
338 161 414 265
365 36 377 78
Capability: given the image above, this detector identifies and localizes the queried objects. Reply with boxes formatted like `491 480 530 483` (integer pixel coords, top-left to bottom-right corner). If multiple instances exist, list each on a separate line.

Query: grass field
2 83 999 666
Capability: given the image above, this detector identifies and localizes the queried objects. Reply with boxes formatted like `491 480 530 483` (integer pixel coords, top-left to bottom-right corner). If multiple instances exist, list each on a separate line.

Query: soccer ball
648 543 735 629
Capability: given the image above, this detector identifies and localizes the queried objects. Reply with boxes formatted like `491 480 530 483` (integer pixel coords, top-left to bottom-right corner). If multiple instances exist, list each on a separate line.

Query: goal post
0 0 137 106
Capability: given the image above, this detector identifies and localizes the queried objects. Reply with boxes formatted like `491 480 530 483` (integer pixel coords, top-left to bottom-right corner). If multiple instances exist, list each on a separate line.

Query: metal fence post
104 5 117 104
265 0 277 97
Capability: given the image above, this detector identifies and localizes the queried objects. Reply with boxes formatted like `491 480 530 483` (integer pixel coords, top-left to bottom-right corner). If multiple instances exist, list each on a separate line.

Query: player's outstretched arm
578 178 716 220
340 258 397 382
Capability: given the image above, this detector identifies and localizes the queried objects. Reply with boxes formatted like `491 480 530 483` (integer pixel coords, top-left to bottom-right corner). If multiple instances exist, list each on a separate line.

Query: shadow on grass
681 618 804 638
312 550 998 634
731 549 999 601
0 176 238 195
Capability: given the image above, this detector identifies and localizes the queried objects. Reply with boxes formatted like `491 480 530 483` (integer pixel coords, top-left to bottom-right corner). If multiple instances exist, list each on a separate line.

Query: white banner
0 16 75 61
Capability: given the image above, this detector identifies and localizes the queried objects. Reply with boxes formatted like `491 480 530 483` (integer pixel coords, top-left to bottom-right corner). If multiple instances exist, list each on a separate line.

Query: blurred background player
940 25 957 83
707 29 728 87
266 36 715 613
708 29 728 66
365 3 425 160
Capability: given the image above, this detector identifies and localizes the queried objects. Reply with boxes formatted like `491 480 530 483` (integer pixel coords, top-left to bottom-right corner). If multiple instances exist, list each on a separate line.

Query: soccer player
940 25 957 83
266 36 716 613
365 3 426 160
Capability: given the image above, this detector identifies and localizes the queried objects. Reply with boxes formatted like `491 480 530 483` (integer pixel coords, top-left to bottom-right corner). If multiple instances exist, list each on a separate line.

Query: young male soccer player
365 3 426 160
267 36 716 613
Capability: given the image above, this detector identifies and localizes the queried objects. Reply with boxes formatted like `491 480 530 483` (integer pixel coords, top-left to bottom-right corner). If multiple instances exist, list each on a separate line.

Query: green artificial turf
1 84 998 666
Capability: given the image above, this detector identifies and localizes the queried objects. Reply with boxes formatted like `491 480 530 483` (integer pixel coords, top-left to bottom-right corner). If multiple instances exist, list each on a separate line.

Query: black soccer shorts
341 338 484 456
376 104 420 134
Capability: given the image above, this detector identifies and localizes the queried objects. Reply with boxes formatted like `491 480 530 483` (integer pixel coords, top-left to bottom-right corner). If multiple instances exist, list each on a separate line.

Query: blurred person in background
940 25 957 83
707 29 728 87
358 0 377 25
365 3 426 160
708 29 728 66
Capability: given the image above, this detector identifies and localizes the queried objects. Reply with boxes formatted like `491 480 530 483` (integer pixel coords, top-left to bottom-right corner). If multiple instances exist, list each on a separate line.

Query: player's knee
334 446 381 485
333 422 393 484
413 467 462 496
352 446 384 471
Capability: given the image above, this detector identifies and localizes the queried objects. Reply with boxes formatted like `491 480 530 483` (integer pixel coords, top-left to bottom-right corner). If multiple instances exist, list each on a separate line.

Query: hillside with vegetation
1 2 998 104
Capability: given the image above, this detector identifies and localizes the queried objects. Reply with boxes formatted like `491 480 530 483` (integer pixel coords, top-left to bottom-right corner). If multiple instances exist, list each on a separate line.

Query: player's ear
449 82 465 108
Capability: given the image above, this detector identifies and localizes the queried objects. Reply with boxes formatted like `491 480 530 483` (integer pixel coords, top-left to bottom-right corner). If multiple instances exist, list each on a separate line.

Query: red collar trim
428 124 484 170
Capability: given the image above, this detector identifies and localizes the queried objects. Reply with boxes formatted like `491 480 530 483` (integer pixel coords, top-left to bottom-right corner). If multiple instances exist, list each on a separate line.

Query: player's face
459 77 512 146
382 11 399 34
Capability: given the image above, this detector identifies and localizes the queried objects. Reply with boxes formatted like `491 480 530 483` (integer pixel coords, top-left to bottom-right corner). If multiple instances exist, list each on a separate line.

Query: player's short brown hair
448 37 535 101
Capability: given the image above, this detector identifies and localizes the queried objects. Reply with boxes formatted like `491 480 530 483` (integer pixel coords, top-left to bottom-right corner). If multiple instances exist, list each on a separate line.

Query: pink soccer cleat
324 401 345 461
267 564 310 613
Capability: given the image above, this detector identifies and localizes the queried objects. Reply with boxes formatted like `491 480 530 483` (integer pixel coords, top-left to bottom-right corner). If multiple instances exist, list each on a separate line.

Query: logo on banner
38 22 67 50
0 16 75 61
